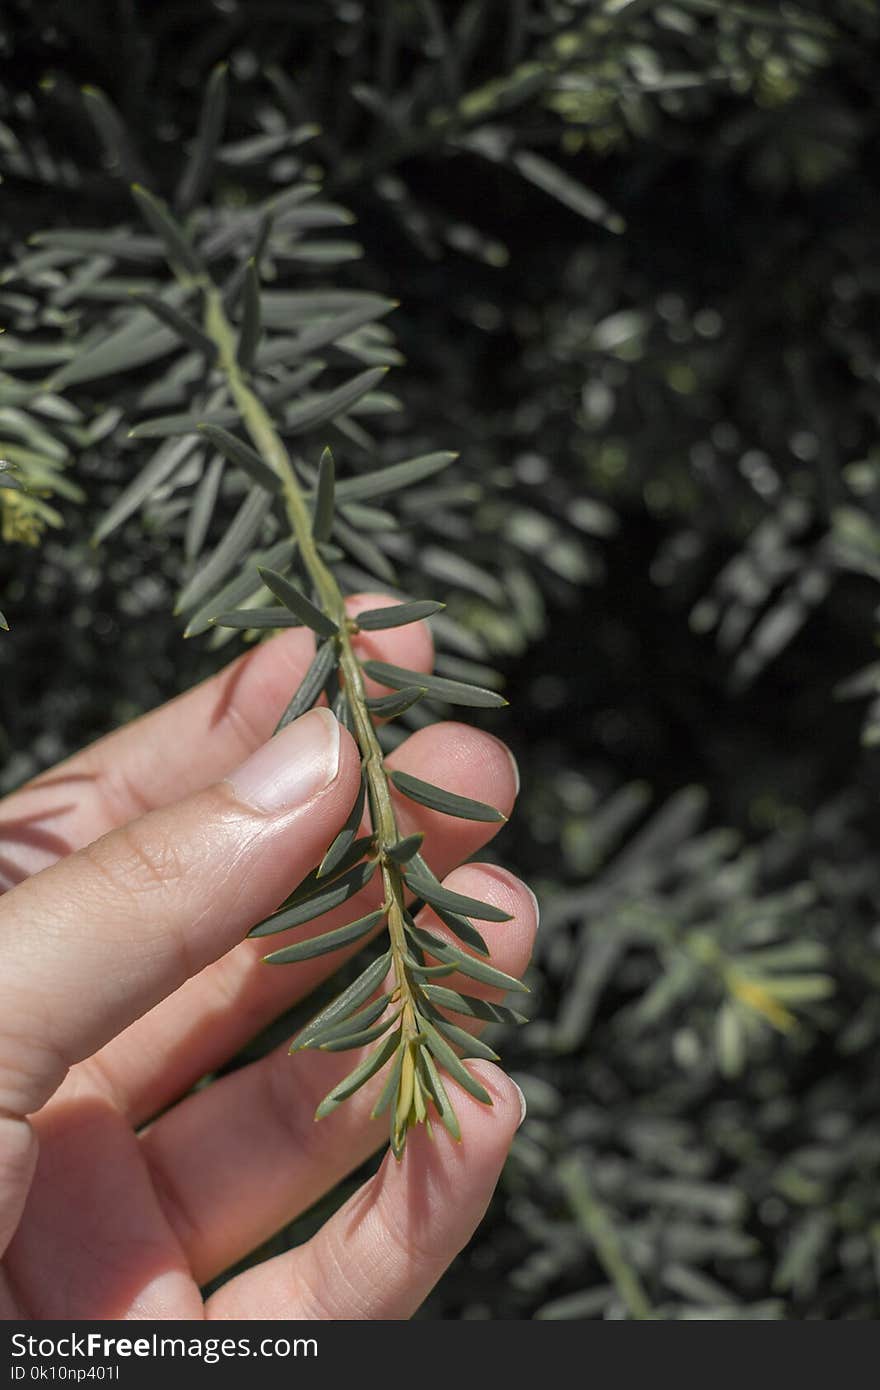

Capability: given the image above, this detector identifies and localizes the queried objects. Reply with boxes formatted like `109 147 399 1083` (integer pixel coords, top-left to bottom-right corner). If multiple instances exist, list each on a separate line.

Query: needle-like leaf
418 1048 462 1139
318 773 368 879
315 1030 401 1118
365 686 429 719
363 659 507 709
289 951 391 1053
385 832 425 864
318 1007 401 1052
131 184 204 277
421 984 528 1026
262 908 385 964
274 638 339 730
133 293 216 359
212 607 302 630
421 1020 492 1104
403 867 513 922
258 567 338 637
176 63 228 214
198 423 280 492
432 1017 500 1062
313 447 336 542
356 600 445 630
334 451 457 504
390 768 506 823
249 858 378 938
237 259 261 373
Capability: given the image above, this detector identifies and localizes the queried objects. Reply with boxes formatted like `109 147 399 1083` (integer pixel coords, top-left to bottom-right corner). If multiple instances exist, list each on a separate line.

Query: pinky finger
204 1063 524 1321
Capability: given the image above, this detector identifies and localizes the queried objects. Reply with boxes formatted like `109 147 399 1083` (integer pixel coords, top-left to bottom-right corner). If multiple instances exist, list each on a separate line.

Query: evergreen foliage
2 0 880 1316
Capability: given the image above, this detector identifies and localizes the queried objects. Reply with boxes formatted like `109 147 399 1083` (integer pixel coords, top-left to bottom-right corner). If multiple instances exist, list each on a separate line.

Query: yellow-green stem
204 285 419 1034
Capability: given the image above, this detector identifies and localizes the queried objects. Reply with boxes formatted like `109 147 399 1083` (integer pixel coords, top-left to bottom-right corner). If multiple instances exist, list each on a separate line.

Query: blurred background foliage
2 0 880 1318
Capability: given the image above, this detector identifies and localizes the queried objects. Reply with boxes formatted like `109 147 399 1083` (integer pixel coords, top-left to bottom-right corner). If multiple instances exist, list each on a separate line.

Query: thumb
0 707 361 1121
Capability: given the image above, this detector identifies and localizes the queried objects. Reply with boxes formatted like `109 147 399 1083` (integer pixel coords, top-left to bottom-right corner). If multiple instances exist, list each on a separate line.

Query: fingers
206 1063 524 1320
139 865 535 1284
70 722 518 1125
0 594 432 887
5 1097 202 1318
0 708 361 1120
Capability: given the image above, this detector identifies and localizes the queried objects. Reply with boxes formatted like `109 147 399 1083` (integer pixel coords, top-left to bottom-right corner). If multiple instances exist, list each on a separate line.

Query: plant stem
203 284 420 1035
558 1155 655 1321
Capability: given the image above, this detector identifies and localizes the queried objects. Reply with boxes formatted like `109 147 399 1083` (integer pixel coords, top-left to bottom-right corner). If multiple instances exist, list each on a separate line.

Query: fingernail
507 748 521 797
511 1080 528 1130
523 881 540 930
228 708 341 813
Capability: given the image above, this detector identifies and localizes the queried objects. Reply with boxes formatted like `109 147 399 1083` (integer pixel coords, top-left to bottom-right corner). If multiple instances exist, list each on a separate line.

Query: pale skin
0 596 534 1319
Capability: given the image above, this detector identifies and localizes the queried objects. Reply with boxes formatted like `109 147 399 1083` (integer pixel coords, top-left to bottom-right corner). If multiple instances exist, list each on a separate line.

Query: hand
0 597 534 1320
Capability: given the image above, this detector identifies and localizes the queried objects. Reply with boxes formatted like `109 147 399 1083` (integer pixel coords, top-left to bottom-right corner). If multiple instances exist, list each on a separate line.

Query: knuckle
83 820 185 902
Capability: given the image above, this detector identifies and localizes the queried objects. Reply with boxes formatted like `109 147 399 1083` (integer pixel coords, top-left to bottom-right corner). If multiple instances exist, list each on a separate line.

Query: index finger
0 594 433 887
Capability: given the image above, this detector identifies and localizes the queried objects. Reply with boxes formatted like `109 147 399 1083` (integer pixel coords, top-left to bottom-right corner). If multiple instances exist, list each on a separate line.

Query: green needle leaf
133 293 216 359
129 407 238 439
421 1021 492 1104
212 607 302 630
131 183 204 277
418 1049 462 1139
332 514 397 584
404 860 491 954
249 858 378 938
30 229 162 261
335 452 457 504
283 367 387 434
402 868 513 922
262 908 385 964
198 423 280 492
182 536 296 636
283 835 376 908
363 660 507 709
315 1029 401 1118
237 259 261 373
390 768 506 823
177 488 273 615
275 639 339 729
305 994 393 1049
93 435 198 545
176 62 229 214
259 567 338 638
318 772 367 878
356 600 445 630
405 920 526 991
370 1042 406 1120
385 832 425 864
433 1018 500 1062
318 1008 401 1052
53 314 180 390
421 985 527 1026
313 447 336 542
365 686 429 719
82 85 146 185
289 951 391 1053
186 452 224 561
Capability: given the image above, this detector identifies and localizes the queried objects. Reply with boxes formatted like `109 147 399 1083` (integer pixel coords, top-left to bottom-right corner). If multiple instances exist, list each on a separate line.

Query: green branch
125 177 519 1158
202 284 423 1063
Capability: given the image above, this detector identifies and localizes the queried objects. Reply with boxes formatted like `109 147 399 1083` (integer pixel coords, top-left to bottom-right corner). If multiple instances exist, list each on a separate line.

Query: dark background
3 0 880 1318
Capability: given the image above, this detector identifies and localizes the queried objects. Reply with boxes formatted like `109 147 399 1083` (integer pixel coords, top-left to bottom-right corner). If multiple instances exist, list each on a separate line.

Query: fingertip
459 1061 524 1141
409 1061 522 1173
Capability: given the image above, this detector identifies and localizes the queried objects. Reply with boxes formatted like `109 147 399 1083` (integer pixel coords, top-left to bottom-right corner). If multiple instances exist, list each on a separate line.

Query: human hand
0 598 534 1319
